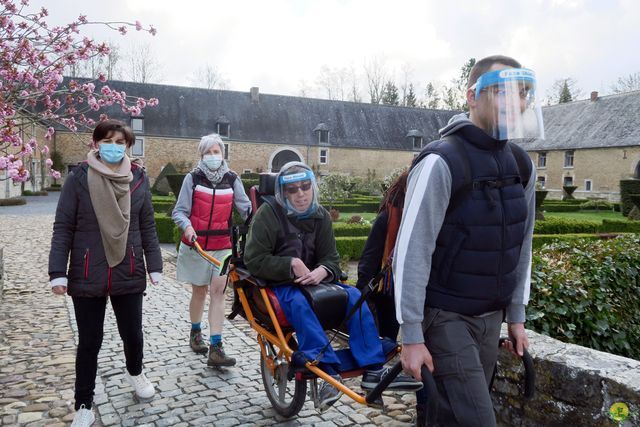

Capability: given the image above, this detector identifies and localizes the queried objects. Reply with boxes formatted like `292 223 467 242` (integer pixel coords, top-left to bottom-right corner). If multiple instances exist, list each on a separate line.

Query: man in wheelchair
244 161 421 411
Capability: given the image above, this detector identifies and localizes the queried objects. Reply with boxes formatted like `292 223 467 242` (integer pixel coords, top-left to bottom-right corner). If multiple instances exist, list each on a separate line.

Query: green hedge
335 236 367 260
532 233 605 250
534 217 600 234
323 202 379 213
620 180 640 216
527 234 640 360
242 178 259 195
152 201 175 214
154 213 176 243
332 223 373 237
166 174 186 197
240 173 261 180
152 195 176 202
599 219 640 233
22 190 48 196
542 204 581 212
0 197 26 206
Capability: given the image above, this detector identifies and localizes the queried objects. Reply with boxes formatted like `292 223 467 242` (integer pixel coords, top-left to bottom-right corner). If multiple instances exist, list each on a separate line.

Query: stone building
521 90 640 201
50 80 456 184
43 82 640 202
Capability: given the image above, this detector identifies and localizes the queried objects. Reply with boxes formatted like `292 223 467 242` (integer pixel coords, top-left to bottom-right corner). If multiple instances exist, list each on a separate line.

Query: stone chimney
250 87 259 103
590 91 599 102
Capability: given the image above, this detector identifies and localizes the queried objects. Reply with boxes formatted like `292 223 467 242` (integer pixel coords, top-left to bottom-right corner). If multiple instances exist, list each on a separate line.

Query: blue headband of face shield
474 68 536 98
278 170 315 185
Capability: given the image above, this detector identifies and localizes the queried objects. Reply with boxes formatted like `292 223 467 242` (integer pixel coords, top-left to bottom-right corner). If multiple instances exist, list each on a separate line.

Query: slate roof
520 90 640 151
61 79 458 151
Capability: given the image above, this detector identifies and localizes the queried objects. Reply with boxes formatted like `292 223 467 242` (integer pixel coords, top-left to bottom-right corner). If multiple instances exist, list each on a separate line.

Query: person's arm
232 177 252 221
311 210 341 282
244 205 295 282
139 174 163 279
503 161 536 356
171 173 194 232
393 154 451 345
48 172 79 290
356 210 388 290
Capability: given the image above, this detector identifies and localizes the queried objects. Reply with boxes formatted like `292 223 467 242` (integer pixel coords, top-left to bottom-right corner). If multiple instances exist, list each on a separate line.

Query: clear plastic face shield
471 68 545 140
276 168 319 216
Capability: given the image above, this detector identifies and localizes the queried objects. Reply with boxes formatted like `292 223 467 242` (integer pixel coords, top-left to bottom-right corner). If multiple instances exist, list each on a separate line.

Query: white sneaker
125 371 155 399
71 404 95 427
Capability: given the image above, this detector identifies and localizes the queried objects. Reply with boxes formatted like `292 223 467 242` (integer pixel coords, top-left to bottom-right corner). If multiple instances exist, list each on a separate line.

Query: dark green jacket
244 203 341 283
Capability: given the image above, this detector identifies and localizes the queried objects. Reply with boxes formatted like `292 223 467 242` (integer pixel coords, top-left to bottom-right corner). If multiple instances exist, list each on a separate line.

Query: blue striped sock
210 334 222 345
191 322 201 331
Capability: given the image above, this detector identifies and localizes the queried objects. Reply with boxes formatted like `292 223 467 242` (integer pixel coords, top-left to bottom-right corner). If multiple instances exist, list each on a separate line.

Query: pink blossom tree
0 0 159 184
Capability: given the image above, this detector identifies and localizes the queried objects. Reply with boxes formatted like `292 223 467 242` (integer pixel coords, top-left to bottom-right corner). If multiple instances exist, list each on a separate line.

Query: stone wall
493 327 640 426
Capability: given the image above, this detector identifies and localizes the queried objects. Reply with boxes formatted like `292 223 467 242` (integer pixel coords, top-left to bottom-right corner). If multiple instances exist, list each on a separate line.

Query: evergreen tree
405 83 417 107
559 80 573 103
424 82 440 109
381 80 400 105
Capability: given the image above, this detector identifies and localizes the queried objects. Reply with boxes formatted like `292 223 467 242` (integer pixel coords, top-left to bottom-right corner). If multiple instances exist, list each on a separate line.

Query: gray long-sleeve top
393 152 536 345
171 172 252 231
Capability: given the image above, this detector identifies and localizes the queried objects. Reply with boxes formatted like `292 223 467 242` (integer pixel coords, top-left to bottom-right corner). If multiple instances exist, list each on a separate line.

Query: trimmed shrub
240 172 261 180
166 174 186 197
152 201 175 214
151 162 177 196
241 178 259 196
45 184 62 192
0 197 26 206
151 195 176 202
580 200 613 211
599 219 640 233
542 204 581 212
333 223 372 237
527 234 640 360
154 213 176 243
22 190 48 196
620 179 640 216
335 236 367 260
534 217 600 234
532 233 605 250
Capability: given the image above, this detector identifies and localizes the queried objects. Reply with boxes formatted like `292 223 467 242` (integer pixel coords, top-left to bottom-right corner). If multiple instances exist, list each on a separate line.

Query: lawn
544 211 625 222
334 212 378 223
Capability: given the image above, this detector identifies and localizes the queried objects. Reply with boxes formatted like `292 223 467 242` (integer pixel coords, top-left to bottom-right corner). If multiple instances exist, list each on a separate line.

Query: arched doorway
270 148 303 172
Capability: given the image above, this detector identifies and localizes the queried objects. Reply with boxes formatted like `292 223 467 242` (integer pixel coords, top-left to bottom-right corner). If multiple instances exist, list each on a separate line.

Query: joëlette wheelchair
191 173 535 423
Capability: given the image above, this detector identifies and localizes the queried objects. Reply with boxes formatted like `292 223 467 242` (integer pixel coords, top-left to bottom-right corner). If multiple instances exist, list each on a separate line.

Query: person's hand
295 267 328 286
291 258 311 279
184 226 197 243
149 272 163 286
401 343 434 380
501 323 529 357
51 285 67 295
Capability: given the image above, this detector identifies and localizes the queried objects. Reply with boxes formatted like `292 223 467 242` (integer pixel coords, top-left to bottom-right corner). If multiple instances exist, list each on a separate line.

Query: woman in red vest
172 134 251 367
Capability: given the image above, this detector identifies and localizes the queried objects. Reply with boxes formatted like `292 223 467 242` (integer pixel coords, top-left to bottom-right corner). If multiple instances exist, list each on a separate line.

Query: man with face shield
244 162 421 412
395 55 539 427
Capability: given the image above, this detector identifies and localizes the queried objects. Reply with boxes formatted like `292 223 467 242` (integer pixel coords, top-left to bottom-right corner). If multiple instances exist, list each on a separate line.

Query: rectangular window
585 180 592 191
319 148 328 165
563 176 574 186
413 137 423 150
538 152 547 168
564 150 574 167
218 123 230 138
537 176 546 189
223 143 229 160
243 168 252 174
131 137 144 157
131 117 144 133
319 130 329 144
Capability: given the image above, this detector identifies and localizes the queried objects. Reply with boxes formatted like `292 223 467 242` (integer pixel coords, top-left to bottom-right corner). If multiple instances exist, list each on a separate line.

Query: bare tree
347 65 361 102
424 82 441 109
104 44 121 80
298 79 313 98
399 63 414 106
188 64 229 90
546 77 583 105
610 72 640 93
363 56 387 104
315 66 349 101
64 42 121 80
124 43 163 83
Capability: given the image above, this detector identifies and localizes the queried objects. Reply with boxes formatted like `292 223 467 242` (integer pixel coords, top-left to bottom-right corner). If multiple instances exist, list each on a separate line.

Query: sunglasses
285 181 312 194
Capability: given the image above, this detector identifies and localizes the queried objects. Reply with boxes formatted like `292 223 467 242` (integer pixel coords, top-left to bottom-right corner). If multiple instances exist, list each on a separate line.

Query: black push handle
365 361 439 425
498 337 536 398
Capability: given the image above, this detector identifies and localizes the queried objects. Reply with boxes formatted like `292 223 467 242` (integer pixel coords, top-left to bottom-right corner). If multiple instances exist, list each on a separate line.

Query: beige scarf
87 150 133 267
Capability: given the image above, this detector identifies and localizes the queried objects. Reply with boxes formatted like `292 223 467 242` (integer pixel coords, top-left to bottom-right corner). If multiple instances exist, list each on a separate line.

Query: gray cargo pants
423 307 503 427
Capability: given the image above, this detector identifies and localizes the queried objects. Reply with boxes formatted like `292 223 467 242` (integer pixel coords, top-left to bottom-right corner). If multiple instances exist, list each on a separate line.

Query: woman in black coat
48 120 162 427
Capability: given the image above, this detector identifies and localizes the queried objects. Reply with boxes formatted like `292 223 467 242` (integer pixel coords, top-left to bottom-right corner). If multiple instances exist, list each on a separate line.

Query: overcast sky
35 0 640 103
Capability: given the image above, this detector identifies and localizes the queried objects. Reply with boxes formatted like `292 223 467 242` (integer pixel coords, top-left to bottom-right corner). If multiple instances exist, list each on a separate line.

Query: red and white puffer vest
182 170 236 250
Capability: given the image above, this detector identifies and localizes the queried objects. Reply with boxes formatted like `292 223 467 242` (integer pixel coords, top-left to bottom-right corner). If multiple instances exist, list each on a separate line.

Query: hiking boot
71 404 95 427
125 371 155 399
207 343 236 367
190 329 208 354
361 367 423 391
317 374 343 412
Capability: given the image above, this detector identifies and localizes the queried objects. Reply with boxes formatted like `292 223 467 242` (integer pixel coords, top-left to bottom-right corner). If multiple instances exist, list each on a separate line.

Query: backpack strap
509 143 532 189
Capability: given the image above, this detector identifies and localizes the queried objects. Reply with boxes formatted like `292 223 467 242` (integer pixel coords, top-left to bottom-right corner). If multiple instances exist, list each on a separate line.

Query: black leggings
72 293 144 410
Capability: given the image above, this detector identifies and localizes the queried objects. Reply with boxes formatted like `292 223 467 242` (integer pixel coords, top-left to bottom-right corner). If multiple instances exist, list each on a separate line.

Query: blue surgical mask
99 143 126 164
203 154 223 170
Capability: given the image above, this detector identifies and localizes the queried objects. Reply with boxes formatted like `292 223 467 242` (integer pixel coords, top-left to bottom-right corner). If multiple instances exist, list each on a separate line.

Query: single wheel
259 336 307 418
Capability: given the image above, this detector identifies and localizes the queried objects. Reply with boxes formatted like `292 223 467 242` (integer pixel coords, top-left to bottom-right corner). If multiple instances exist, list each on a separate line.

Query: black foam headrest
258 173 278 196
